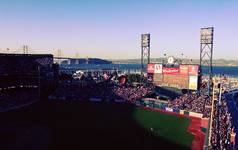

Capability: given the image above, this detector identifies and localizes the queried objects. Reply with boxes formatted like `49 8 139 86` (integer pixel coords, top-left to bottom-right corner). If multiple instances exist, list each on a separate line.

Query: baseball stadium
0 28 236 150
0 53 212 150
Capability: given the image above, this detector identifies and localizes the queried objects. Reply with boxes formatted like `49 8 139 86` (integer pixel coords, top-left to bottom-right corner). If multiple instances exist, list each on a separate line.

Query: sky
0 0 237 59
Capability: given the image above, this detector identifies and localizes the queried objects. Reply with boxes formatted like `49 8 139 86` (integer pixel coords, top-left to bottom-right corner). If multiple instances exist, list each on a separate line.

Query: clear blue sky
0 0 237 59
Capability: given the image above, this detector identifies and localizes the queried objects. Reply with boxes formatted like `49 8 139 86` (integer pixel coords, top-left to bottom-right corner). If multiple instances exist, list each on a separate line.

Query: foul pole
208 78 215 147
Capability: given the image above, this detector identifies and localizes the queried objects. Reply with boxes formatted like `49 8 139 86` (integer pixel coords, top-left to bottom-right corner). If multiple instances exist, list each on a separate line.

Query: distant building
0 53 57 93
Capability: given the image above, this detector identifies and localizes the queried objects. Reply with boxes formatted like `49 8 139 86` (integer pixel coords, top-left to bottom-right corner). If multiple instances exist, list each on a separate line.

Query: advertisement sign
154 64 162 73
189 76 198 90
147 64 155 73
189 65 198 76
189 112 203 118
165 107 173 112
162 67 179 74
179 65 189 75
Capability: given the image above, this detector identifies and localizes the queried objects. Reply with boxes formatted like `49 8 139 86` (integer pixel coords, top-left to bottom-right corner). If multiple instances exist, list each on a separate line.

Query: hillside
111 58 238 66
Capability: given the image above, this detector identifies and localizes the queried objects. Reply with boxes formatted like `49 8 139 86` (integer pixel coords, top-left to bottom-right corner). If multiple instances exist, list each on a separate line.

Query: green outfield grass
133 108 194 148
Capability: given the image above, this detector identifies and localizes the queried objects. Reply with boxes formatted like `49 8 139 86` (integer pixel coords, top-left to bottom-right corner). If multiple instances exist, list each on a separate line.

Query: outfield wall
138 98 205 119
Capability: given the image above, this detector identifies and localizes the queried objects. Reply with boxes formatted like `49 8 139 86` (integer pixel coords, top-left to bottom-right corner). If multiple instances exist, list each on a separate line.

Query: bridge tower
86 57 89 64
75 53 79 65
23 45 29 54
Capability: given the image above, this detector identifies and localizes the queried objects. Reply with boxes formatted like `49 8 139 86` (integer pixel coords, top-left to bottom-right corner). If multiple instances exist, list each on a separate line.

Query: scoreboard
147 64 199 90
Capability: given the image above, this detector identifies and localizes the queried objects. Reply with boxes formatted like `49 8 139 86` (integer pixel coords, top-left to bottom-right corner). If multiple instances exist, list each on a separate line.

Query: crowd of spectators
210 97 234 149
112 85 154 103
49 79 154 103
167 92 211 117
52 77 212 117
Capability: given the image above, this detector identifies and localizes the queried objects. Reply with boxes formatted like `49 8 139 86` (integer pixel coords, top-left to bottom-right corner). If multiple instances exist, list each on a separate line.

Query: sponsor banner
188 65 199 75
189 111 203 118
154 64 163 73
147 64 155 73
162 67 179 74
180 110 184 115
165 107 173 112
189 76 198 90
179 65 189 75
143 98 156 101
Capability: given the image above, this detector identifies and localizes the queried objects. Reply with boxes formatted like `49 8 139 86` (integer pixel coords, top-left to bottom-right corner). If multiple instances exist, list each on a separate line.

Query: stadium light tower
141 34 150 80
200 27 214 95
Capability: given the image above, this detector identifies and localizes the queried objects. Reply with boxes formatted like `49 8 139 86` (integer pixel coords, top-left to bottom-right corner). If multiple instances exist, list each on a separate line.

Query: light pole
208 78 215 147
163 53 166 64
181 53 184 64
